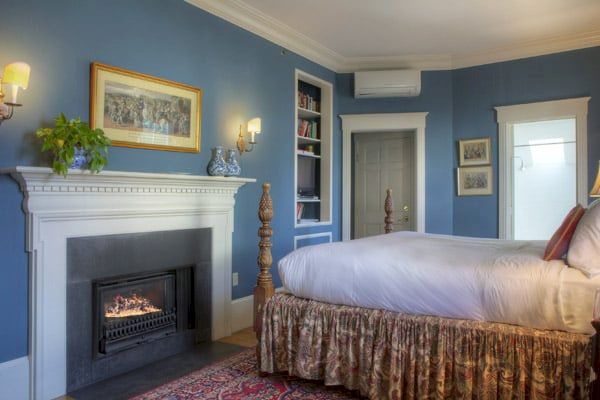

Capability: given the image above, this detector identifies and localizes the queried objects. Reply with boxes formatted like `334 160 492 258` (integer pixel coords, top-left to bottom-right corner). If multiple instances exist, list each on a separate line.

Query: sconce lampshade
247 117 261 144
3 62 31 90
247 117 261 134
590 161 600 197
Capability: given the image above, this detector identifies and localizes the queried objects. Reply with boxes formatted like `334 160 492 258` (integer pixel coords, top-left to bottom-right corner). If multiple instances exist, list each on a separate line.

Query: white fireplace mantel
1 166 255 400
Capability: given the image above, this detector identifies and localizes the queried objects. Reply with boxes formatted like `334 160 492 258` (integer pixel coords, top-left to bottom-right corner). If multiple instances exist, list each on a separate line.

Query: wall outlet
232 272 239 287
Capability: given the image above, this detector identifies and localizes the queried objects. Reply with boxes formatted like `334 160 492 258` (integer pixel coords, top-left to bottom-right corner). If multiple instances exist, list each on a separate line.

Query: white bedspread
278 231 600 334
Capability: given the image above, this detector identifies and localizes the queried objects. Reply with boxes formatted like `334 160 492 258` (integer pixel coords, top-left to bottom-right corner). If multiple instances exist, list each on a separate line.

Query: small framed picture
457 166 493 196
458 137 491 166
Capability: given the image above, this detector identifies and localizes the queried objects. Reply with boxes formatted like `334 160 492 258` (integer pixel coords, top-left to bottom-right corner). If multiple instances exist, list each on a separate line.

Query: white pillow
567 199 600 277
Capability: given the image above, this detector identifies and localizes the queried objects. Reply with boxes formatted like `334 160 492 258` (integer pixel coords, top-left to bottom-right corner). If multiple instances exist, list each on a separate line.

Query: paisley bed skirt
259 293 593 399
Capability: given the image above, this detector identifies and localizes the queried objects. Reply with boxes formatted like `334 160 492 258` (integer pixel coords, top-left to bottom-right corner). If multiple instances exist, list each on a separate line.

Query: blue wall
336 71 455 234
452 46 600 237
0 0 340 363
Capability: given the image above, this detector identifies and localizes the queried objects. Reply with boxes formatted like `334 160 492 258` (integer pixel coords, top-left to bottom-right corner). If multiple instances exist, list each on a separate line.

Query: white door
512 119 577 240
353 131 414 239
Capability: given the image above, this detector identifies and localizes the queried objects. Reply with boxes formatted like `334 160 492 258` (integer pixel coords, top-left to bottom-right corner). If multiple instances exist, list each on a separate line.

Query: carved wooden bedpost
384 188 394 234
254 183 274 345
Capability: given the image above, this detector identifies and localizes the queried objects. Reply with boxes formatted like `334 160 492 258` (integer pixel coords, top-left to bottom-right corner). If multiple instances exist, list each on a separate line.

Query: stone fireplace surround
2 166 254 400
67 229 211 391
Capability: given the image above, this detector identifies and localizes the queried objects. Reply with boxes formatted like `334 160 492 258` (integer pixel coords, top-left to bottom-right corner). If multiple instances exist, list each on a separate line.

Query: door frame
495 97 590 239
340 113 428 241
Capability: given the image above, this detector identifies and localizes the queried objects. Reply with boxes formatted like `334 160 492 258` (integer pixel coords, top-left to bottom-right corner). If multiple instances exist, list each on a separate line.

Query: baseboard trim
0 356 29 400
230 288 284 333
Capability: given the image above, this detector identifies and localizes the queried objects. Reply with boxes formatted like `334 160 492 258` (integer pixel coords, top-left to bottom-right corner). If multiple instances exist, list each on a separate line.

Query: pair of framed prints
457 137 492 196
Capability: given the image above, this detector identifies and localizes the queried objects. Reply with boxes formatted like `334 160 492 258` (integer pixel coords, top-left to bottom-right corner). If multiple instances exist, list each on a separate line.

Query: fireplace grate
100 309 177 354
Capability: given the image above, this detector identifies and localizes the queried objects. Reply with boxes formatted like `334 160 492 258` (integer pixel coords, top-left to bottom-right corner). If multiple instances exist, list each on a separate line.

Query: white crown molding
451 29 600 70
338 54 453 73
186 0 600 72
185 0 344 71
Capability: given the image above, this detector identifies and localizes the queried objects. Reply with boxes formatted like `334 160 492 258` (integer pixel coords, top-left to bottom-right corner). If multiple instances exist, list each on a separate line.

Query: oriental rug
130 349 358 399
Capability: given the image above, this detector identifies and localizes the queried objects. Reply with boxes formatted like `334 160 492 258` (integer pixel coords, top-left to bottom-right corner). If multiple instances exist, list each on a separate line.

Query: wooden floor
58 328 256 400
217 327 256 348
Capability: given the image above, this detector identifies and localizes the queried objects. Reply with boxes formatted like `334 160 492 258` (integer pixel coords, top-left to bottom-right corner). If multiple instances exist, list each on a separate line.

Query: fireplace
94 271 181 356
67 229 211 392
5 166 253 400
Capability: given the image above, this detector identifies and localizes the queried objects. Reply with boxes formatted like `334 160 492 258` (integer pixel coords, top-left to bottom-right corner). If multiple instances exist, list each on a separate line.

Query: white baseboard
230 287 284 333
0 356 29 400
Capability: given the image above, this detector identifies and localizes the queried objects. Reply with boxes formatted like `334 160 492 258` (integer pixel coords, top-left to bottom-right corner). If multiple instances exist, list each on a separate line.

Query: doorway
353 131 415 238
340 113 427 240
495 97 590 240
512 119 576 239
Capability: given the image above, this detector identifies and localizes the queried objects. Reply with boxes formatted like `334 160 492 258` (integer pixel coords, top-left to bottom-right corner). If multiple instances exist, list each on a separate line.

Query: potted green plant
36 113 111 176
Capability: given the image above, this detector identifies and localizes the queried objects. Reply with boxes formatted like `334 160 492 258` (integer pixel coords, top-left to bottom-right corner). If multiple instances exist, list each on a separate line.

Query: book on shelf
297 149 316 156
296 119 319 139
297 195 319 201
297 91 320 112
296 203 304 221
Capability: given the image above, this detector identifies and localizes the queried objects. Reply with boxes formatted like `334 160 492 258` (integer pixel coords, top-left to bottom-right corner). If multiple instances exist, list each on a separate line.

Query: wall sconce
0 62 31 126
236 117 261 154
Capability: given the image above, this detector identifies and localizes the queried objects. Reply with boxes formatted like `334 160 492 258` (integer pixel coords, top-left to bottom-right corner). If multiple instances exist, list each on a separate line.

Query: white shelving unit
294 69 332 227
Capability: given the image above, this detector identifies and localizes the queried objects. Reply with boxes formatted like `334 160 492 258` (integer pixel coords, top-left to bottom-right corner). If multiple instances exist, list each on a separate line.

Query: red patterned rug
130 349 358 399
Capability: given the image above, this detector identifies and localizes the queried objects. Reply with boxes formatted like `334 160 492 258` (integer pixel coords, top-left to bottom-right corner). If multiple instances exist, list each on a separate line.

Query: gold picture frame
457 166 493 196
90 62 202 152
458 137 491 166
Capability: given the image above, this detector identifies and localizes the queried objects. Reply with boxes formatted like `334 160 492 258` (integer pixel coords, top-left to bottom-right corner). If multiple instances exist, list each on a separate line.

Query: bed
253 184 600 399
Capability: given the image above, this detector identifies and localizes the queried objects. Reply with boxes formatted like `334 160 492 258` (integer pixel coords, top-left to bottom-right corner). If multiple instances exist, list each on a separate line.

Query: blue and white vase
225 148 241 177
70 146 88 169
207 146 227 176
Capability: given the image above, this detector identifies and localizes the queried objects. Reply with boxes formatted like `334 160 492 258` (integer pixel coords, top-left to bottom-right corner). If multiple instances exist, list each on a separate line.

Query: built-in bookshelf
294 70 332 227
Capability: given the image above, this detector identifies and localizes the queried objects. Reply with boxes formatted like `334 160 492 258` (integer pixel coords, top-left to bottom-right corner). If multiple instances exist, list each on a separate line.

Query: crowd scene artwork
464 171 489 189
463 142 487 161
103 81 192 137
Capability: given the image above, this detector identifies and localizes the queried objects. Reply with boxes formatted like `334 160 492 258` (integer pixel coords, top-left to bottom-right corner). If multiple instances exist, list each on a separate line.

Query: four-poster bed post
253 183 274 346
384 188 394 234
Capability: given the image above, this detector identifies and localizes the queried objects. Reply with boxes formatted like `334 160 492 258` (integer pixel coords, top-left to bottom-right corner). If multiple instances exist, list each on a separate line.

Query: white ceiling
187 0 600 71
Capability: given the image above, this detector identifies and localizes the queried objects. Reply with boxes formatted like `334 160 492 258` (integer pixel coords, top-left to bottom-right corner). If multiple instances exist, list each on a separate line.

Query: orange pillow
543 204 586 261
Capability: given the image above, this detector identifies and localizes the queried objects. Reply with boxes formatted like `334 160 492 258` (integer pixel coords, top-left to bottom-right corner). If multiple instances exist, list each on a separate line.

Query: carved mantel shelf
1 166 255 400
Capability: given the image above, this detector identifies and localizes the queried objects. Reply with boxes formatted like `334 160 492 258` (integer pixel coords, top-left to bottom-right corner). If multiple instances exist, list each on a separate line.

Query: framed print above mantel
458 137 491 166
90 62 202 153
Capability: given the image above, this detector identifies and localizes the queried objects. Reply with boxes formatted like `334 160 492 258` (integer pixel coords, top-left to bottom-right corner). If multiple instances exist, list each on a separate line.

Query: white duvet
278 231 600 334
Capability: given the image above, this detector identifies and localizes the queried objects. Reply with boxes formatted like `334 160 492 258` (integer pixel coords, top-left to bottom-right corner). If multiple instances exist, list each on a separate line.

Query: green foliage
36 113 111 176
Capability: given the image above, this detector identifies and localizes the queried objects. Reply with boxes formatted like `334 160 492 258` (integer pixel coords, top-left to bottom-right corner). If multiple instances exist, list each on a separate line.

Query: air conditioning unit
354 70 421 98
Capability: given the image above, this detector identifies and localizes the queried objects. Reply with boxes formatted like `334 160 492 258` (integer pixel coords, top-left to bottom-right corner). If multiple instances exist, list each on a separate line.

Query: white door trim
495 97 590 239
340 113 428 241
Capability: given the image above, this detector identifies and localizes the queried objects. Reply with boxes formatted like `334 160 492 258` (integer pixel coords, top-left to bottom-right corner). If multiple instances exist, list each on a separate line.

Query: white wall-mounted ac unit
354 70 421 98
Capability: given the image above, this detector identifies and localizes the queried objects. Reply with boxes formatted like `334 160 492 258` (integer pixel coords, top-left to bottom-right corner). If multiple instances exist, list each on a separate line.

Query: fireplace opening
93 268 194 357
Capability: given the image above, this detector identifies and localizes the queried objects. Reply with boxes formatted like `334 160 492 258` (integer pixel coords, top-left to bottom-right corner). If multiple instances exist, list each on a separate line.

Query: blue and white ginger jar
225 148 241 177
207 146 227 176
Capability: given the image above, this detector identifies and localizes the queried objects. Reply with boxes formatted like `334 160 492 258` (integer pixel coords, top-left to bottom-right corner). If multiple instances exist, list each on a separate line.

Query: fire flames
105 293 162 318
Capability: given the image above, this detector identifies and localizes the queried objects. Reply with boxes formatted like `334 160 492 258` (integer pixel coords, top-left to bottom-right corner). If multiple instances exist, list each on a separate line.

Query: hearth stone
67 229 211 392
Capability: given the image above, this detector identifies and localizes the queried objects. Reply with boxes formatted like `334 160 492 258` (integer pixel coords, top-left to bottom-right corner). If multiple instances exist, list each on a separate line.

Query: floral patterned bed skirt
259 293 593 399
